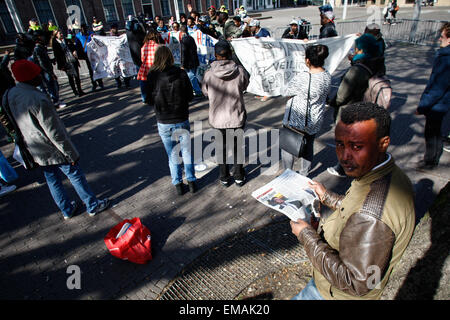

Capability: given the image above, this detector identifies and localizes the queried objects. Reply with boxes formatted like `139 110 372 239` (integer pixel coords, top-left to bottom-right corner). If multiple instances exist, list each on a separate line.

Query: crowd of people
0 4 449 301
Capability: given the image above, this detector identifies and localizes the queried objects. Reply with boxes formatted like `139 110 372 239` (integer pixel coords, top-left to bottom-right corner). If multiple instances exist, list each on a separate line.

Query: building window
142 0 153 18
122 0 135 18
102 0 118 22
33 0 56 25
195 0 201 12
159 0 171 16
0 0 16 33
64 0 86 25
177 0 184 14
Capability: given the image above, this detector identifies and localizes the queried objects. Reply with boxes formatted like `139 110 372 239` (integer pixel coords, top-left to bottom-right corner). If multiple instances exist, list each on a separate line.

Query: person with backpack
327 33 385 177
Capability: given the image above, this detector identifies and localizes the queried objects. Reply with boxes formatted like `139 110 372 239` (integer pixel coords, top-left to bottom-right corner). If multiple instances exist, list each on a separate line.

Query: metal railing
272 19 445 46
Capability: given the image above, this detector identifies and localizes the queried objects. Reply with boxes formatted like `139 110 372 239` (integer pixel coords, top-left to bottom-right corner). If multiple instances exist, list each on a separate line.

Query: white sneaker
0 184 16 197
58 102 67 108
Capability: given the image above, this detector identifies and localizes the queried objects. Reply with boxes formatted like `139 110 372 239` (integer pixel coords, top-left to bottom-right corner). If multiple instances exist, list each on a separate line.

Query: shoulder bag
279 72 311 158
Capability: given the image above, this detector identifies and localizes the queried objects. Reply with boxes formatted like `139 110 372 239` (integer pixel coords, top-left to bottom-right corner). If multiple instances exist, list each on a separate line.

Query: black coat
146 65 193 124
126 29 146 67
180 34 199 70
319 22 337 39
281 27 308 40
51 38 79 71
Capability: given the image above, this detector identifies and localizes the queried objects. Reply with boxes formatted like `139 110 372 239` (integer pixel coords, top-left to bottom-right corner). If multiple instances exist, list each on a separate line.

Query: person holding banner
75 24 104 92
145 46 197 195
179 25 202 97
281 45 331 176
137 29 160 103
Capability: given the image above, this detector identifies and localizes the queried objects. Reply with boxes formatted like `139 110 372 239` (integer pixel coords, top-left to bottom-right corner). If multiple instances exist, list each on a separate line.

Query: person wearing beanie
201 40 250 187
3 60 110 220
319 10 337 39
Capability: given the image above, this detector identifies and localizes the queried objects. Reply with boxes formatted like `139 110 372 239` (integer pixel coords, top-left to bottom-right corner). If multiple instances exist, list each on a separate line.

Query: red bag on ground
104 217 152 264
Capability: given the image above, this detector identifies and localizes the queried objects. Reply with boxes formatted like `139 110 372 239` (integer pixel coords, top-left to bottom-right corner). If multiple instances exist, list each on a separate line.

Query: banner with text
230 34 357 96
87 34 137 81
160 30 218 81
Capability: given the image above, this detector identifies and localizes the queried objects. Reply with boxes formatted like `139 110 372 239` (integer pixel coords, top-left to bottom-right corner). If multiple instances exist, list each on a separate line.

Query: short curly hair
340 102 391 139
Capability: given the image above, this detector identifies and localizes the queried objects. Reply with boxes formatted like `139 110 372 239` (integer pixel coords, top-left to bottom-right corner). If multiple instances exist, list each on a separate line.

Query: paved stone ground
1 18 449 300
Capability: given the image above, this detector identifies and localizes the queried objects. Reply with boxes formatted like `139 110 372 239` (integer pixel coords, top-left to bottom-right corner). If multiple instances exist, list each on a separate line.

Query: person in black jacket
319 11 337 39
282 19 308 40
125 15 146 69
51 31 85 97
179 25 202 97
145 46 197 195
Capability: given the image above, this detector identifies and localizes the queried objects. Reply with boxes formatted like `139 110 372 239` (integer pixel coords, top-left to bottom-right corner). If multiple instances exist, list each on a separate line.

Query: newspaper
252 169 320 222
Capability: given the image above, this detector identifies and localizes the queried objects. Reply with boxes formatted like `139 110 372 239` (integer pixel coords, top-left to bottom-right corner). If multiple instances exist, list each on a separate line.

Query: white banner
230 34 358 96
160 30 218 81
86 34 137 81
87 31 217 82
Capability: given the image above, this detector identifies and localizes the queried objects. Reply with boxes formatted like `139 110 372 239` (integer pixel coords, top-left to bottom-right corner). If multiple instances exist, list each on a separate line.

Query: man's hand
308 180 327 202
290 219 310 238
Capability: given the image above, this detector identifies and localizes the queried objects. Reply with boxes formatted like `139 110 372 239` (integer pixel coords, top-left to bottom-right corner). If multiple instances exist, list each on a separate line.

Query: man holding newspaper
290 102 415 300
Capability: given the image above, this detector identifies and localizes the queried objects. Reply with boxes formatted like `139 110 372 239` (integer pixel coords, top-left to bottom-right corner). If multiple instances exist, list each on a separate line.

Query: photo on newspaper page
252 169 320 222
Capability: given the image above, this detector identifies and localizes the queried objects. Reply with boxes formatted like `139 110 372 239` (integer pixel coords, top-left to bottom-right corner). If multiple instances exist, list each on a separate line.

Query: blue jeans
185 68 202 95
41 72 59 103
157 120 196 185
42 163 99 217
292 278 324 300
140 80 147 102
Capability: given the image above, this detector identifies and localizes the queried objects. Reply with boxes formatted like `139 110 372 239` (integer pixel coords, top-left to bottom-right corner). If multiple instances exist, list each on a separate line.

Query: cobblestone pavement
1 31 449 300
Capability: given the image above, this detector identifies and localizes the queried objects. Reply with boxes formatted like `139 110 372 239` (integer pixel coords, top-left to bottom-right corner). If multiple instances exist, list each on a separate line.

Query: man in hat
319 10 337 39
282 19 308 40
249 20 270 38
201 40 250 187
4 60 110 220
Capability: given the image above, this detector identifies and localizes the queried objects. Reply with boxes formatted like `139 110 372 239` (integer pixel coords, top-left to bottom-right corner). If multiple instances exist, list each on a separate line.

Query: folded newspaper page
252 169 320 222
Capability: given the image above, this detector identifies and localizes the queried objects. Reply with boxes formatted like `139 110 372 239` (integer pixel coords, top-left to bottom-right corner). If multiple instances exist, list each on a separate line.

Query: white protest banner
86 34 137 81
230 34 358 96
160 30 217 81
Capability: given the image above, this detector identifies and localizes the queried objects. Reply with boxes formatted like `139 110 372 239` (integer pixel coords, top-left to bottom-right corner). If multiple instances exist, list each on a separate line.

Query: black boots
175 181 197 195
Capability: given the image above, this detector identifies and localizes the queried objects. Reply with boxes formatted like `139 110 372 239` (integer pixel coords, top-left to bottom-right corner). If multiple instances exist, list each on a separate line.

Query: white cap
323 11 335 20
290 19 298 25
249 19 260 27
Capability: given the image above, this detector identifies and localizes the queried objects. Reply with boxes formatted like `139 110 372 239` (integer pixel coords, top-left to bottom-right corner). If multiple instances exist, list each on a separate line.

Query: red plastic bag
104 217 152 264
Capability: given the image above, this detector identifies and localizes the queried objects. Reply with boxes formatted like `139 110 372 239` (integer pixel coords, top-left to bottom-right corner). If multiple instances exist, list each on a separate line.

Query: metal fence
272 19 445 46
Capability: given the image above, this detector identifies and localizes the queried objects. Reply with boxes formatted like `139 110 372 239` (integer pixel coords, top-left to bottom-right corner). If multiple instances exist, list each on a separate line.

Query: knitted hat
355 33 382 57
11 59 42 82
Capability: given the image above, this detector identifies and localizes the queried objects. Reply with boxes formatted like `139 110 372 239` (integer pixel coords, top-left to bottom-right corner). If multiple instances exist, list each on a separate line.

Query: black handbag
3 89 38 170
279 73 311 158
